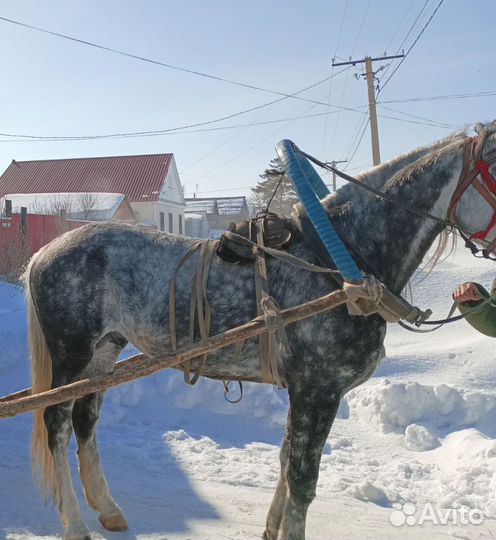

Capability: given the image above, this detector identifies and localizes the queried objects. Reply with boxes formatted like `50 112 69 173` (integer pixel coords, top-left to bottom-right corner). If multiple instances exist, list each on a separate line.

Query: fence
0 211 87 278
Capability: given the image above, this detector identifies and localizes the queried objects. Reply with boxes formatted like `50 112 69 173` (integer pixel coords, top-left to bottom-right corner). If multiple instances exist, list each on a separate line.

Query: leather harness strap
166 129 496 387
448 130 496 256
253 218 289 388
169 240 217 385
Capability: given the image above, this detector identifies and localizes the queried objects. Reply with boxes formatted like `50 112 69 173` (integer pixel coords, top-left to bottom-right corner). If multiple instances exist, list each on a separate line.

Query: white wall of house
160 157 184 205
131 156 186 234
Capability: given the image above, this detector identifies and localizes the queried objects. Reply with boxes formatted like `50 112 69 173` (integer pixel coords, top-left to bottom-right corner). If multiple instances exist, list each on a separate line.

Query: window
168 213 173 233
160 212 165 231
179 214 183 235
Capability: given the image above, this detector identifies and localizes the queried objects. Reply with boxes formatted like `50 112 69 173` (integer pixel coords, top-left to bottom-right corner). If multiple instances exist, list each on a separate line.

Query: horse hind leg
43 388 90 540
29 290 93 538
72 333 128 532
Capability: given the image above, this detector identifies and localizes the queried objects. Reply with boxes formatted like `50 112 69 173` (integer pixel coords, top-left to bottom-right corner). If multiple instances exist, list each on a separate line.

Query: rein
398 294 496 333
301 150 450 227
301 131 496 261
286 129 496 330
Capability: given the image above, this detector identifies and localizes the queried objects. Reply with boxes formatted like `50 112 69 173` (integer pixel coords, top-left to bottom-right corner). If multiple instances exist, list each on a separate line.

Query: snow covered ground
1 246 496 539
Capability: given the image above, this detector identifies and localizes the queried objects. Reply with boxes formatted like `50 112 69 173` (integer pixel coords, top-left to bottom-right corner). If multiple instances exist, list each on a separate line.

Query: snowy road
1 247 496 539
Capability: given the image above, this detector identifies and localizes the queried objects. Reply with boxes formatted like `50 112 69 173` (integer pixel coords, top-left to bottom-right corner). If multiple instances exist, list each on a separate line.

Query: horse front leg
268 385 340 540
264 408 291 539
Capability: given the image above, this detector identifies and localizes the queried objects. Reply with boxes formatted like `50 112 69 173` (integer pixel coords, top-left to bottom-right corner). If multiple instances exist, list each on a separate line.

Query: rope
343 276 396 322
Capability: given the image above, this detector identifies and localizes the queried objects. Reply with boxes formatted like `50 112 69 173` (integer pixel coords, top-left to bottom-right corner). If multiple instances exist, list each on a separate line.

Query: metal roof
0 154 173 203
185 199 218 214
216 197 248 215
185 196 248 216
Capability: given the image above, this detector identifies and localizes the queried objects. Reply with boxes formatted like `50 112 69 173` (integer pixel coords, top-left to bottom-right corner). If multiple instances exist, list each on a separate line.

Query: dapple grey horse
25 123 496 539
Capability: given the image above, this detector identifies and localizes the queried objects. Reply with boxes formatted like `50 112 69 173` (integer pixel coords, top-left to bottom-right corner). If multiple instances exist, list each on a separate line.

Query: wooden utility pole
364 57 380 165
328 160 348 191
332 54 404 166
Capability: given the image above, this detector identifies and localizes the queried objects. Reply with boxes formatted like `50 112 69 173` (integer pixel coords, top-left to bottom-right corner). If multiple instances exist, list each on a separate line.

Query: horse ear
474 123 485 136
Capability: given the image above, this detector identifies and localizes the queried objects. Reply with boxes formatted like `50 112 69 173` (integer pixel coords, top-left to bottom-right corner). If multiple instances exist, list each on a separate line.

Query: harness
172 127 496 388
448 134 496 259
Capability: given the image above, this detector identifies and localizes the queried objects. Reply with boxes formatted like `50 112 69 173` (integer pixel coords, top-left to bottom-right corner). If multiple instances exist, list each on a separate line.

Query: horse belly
183 338 264 383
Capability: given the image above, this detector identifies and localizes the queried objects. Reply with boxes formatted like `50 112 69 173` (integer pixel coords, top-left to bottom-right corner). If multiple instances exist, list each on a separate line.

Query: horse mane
377 134 465 278
323 128 472 283
357 129 469 183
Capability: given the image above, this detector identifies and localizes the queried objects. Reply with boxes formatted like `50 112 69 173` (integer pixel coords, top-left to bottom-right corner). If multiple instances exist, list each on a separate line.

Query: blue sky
0 0 494 198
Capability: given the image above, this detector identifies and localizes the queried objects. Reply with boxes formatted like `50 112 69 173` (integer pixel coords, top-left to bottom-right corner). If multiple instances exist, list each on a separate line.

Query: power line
343 109 369 161
183 75 352 174
0 70 350 142
0 14 359 114
333 0 350 59
379 0 445 92
183 99 325 186
0 83 488 145
327 0 369 161
0 15 329 100
194 186 254 194
184 67 378 188
377 104 455 129
341 1 433 167
378 0 432 87
346 118 370 168
0 103 363 143
384 0 417 53
350 0 371 57
379 90 496 104
0 100 458 145
320 0 350 157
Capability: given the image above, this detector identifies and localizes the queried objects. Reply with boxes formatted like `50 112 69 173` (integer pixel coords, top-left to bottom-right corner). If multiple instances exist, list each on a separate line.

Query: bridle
275 126 496 333
448 128 496 260
303 126 496 262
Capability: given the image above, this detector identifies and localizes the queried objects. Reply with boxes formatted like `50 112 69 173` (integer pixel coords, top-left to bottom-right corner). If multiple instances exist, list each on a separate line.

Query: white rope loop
343 275 401 323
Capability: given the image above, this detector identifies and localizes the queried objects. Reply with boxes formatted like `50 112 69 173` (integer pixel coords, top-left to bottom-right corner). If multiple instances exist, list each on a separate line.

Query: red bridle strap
448 135 496 252
475 159 496 192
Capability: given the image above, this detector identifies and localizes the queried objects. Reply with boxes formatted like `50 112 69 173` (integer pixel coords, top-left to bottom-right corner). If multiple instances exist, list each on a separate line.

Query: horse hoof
99 512 128 532
262 529 276 540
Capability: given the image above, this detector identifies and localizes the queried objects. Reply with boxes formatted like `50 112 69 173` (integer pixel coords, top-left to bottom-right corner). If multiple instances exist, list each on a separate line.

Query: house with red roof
0 153 186 233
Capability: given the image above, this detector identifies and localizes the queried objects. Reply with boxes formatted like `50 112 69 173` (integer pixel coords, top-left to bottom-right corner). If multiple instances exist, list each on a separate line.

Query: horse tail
24 256 57 500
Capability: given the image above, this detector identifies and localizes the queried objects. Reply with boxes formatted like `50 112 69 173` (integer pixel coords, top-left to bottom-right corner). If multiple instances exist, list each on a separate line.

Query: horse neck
327 139 465 293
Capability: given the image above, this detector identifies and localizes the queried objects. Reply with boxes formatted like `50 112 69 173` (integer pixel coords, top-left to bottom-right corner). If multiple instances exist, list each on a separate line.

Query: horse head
449 121 496 258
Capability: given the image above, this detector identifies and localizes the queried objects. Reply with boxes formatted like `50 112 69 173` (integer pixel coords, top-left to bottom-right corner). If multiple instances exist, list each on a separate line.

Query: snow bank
346 379 496 434
434 429 496 515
